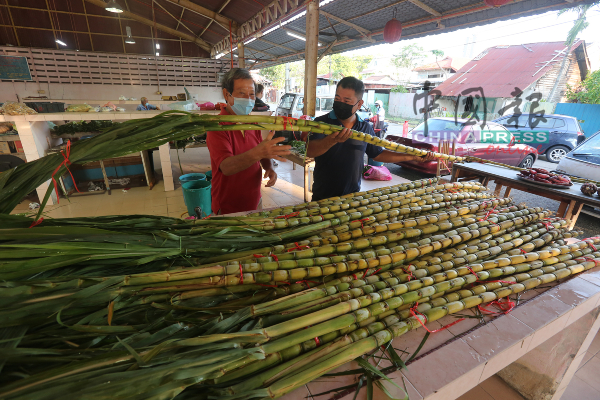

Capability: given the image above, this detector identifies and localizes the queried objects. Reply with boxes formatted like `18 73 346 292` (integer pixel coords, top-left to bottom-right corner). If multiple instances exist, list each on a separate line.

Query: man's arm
218 132 291 176
306 128 353 158
373 150 436 163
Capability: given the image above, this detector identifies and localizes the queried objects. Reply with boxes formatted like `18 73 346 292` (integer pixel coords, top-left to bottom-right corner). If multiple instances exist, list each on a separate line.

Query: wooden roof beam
84 0 212 52
408 0 441 16
318 10 374 42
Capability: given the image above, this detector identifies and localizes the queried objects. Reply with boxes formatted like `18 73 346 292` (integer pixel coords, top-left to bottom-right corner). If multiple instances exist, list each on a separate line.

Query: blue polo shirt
310 111 384 201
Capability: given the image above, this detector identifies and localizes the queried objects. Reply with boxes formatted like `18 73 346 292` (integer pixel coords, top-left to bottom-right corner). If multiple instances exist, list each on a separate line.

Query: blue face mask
229 95 255 115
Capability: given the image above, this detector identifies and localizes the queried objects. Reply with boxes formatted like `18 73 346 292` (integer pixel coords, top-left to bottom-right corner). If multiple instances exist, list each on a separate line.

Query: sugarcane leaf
116 336 145 367
108 301 115 326
374 380 409 400
385 344 408 370
366 374 374 400
310 383 359 397
352 376 365 400
354 357 403 390
407 332 430 363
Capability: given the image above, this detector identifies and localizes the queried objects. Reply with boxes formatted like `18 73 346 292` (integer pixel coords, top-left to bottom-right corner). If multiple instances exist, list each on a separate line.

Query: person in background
207 68 291 214
307 77 436 201
253 83 270 111
137 97 158 111
374 100 385 132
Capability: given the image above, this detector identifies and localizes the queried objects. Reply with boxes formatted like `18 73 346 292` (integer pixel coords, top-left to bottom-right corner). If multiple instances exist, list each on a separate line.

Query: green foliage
390 85 408 93
391 44 425 70
317 54 373 80
260 61 305 90
566 69 600 104
431 49 444 59
51 120 118 135
558 1 599 46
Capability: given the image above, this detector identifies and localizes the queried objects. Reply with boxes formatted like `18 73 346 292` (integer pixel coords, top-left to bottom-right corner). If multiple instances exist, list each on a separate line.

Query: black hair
221 68 254 94
337 77 365 99
256 83 264 94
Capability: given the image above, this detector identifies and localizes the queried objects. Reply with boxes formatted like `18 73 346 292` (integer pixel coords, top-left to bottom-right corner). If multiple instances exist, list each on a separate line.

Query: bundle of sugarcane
2 112 597 217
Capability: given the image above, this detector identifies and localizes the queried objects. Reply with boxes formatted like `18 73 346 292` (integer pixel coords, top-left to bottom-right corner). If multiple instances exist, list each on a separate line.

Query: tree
547 2 599 101
316 54 372 80
566 69 600 104
391 44 426 82
260 61 305 91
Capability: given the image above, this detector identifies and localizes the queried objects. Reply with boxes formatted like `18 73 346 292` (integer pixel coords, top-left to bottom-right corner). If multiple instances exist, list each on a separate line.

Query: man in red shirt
207 68 291 214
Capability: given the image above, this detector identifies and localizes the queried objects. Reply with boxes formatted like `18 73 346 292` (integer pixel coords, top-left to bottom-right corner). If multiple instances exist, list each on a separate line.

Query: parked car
275 93 334 119
556 130 600 181
386 118 538 175
274 93 334 142
492 113 585 163
356 104 373 121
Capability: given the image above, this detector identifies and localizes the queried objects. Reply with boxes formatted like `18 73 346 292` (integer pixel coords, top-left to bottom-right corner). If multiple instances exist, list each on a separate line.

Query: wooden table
451 162 600 229
282 152 314 202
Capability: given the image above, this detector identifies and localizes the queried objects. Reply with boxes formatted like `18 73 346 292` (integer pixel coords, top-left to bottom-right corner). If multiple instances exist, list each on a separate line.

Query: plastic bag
197 102 215 110
169 101 194 111
363 165 392 181
0 101 37 115
66 104 93 112
103 101 117 111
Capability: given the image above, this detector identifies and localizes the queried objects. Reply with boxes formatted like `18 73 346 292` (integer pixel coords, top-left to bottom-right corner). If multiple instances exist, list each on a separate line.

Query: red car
386 118 538 175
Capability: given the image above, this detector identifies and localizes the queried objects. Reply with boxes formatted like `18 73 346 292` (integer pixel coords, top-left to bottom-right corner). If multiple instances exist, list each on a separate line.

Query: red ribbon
583 257 600 267
520 249 527 254
29 217 44 228
295 280 318 288
587 241 598 252
287 242 310 252
478 204 498 222
409 302 465 333
50 140 81 204
402 265 415 281
275 211 301 219
314 336 321 346
366 268 381 278
282 116 295 131
541 220 554 231
478 298 515 315
351 273 358 280
466 266 479 281
352 218 371 229
238 263 244 285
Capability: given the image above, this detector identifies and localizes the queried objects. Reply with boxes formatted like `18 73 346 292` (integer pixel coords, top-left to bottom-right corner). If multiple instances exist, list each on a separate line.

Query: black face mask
333 100 358 120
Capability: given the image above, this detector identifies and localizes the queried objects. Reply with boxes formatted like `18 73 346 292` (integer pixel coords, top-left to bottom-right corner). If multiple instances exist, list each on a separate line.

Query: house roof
434 41 589 98
363 75 396 86
413 56 470 72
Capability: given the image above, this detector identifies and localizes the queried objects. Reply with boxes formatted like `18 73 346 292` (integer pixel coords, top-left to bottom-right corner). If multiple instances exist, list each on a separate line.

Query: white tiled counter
280 267 600 400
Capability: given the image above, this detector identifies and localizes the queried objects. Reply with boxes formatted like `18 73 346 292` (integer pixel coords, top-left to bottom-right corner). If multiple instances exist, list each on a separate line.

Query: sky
343 8 600 71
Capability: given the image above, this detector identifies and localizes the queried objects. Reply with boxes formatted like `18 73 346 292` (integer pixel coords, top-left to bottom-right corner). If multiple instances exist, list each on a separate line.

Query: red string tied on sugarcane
409 302 465 333
351 273 358 280
541 219 554 231
402 265 415 281
50 140 81 205
282 116 295 131
287 242 310 252
352 218 371 229
583 257 600 267
295 280 319 288
478 298 515 315
314 336 321 347
466 266 479 281
478 204 498 222
366 268 381 278
586 241 598 252
238 262 244 285
520 248 527 254
275 211 301 219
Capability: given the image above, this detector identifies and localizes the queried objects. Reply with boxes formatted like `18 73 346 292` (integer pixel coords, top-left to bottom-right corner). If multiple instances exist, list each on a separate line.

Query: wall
533 52 582 103
388 92 428 119
0 81 224 104
555 103 600 135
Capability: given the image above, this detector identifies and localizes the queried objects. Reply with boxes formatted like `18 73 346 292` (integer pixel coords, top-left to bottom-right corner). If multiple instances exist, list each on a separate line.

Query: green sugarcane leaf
374 380 409 400
310 382 359 396
385 344 408 370
354 357 403 391
366 374 374 400
352 375 365 400
116 336 145 366
407 332 430 363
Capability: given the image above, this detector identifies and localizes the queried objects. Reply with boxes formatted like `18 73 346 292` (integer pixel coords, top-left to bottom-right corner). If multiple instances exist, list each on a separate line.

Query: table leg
99 160 111 195
159 143 175 191
293 162 296 171
566 201 584 230
140 150 156 190
303 163 310 202
494 182 503 197
481 177 491 187
503 186 512 198
557 201 569 218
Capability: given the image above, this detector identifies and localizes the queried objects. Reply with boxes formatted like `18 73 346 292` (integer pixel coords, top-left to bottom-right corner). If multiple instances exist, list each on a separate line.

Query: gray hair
221 68 254 94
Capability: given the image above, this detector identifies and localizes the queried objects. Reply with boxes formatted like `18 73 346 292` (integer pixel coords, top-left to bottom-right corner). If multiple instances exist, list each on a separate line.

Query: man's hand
263 168 277 187
253 131 292 162
415 152 437 162
325 127 353 145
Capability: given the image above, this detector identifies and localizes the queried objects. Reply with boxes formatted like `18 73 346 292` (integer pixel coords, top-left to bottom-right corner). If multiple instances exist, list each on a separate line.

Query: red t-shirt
207 108 263 214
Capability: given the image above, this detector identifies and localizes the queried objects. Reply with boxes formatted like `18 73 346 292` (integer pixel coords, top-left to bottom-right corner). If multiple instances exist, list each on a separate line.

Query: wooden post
237 41 245 69
303 0 319 116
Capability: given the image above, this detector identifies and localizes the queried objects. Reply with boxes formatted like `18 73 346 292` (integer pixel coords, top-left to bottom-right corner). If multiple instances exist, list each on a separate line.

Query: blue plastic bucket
205 170 212 182
179 173 206 185
367 158 384 167
182 180 212 217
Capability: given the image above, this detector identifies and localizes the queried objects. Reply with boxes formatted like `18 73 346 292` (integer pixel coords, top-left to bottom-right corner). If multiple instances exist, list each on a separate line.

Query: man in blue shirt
307 77 434 201
137 97 158 111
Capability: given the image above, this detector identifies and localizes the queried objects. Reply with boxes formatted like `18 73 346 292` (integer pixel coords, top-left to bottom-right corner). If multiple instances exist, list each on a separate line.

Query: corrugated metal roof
434 41 585 98
413 56 470 72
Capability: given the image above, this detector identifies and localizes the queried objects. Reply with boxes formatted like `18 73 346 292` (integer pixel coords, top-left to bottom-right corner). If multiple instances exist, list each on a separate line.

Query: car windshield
322 98 334 111
412 119 464 133
278 94 295 109
572 133 600 155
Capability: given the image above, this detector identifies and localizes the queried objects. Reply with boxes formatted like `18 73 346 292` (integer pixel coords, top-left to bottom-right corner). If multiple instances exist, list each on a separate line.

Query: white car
556 130 600 181
275 93 334 119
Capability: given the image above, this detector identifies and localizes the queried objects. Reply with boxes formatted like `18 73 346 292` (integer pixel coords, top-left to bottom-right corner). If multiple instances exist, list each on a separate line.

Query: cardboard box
0 142 11 154
15 140 24 153
177 93 187 101
162 96 177 101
